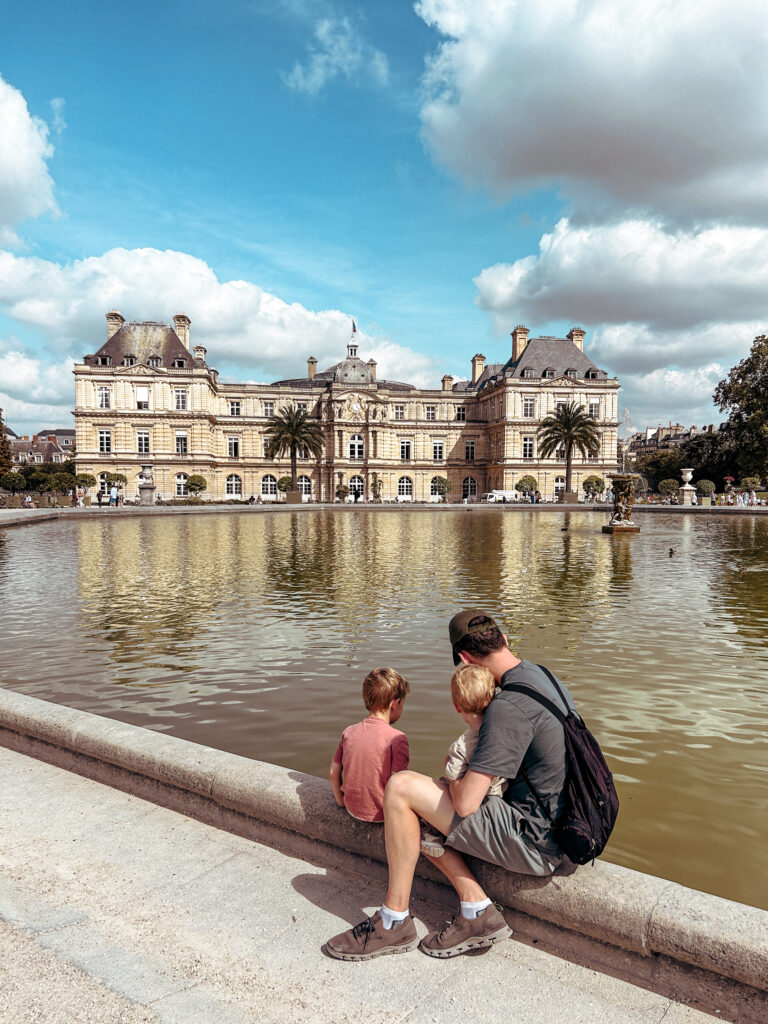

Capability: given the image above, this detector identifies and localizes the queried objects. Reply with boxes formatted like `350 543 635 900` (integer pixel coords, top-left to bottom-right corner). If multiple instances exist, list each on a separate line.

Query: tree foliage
76 473 98 490
431 476 451 502
264 404 325 490
696 479 716 495
536 401 599 493
713 334 768 479
105 473 128 489
187 474 207 495
515 475 538 493
277 475 293 493
335 484 349 502
581 474 605 495
0 471 23 492
658 479 679 497
0 413 12 474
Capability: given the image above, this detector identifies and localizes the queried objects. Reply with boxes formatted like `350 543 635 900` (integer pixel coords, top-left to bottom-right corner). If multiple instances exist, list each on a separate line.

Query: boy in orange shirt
329 667 410 823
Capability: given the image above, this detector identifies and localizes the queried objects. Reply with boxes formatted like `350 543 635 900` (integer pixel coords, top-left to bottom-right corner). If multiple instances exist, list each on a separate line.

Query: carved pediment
114 362 165 376
331 391 388 422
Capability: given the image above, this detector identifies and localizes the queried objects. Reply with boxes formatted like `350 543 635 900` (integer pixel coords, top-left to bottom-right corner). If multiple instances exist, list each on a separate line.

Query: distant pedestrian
109 484 118 507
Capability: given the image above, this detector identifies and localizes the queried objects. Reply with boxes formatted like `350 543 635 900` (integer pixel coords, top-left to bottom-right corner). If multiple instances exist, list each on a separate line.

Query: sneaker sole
418 924 512 958
324 937 419 961
420 843 445 857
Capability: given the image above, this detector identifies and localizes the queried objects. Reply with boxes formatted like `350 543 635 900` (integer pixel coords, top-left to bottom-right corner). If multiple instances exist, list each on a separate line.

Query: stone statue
602 474 640 533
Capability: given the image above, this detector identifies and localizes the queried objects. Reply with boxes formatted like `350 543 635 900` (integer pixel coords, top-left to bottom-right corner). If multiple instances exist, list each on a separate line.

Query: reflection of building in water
74 313 620 503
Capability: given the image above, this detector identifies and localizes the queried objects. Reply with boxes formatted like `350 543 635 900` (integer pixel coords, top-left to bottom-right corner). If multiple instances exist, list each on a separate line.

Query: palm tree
537 401 600 495
264 403 325 490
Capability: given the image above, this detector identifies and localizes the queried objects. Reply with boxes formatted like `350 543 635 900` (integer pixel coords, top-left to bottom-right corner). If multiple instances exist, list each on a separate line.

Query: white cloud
282 16 389 95
0 346 74 404
620 364 726 430
0 246 441 388
417 0 768 224
474 218 768 335
50 97 66 134
0 74 58 244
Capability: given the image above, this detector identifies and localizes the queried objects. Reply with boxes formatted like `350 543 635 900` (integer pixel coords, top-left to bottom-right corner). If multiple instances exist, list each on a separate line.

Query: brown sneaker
326 911 418 961
419 903 511 958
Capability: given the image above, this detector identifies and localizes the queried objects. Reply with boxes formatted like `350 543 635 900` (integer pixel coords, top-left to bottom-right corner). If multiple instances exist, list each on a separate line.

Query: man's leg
382 771 487 910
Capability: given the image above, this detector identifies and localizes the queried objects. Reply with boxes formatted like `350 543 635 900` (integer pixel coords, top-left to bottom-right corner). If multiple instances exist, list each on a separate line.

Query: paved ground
0 747 723 1024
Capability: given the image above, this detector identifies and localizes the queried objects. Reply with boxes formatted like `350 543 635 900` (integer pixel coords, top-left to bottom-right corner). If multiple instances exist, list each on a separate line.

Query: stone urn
138 463 157 506
678 468 697 508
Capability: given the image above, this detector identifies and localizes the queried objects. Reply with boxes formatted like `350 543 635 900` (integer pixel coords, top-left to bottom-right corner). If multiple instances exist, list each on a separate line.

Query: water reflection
1 509 767 910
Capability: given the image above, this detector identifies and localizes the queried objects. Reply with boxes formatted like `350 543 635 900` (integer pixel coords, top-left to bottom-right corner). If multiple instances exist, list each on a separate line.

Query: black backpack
502 665 619 866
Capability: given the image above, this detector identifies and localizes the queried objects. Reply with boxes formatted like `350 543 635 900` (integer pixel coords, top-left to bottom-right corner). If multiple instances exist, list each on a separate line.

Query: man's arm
450 768 493 817
329 760 345 808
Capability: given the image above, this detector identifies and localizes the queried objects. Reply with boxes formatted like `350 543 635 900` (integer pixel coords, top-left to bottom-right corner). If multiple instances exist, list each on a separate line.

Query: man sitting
326 609 575 961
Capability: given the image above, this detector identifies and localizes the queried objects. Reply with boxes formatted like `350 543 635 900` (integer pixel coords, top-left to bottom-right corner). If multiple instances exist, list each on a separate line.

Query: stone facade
74 312 620 502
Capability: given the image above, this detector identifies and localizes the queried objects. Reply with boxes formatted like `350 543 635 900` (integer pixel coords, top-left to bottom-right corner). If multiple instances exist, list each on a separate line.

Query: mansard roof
83 322 200 368
503 336 608 381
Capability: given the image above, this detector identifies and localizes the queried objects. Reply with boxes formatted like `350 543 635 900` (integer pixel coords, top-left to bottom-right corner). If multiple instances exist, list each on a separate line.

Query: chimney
33 434 38 444
367 358 377 381
511 325 529 361
442 374 454 392
173 313 191 350
194 344 207 364
471 353 486 384
307 356 317 379
106 310 125 339
567 326 585 351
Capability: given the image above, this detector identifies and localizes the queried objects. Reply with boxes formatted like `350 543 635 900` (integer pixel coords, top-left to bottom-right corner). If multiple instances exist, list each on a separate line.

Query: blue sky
2 0 768 436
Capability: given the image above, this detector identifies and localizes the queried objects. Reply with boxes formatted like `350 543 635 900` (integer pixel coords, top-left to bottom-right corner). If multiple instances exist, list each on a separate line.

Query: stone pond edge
0 686 765 994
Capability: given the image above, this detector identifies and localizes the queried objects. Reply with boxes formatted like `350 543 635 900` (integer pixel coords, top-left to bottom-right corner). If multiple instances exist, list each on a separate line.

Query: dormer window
122 355 136 367
565 368 577 379
543 368 556 379
522 367 536 378
586 369 599 379
172 358 187 368
96 356 111 366
148 356 161 367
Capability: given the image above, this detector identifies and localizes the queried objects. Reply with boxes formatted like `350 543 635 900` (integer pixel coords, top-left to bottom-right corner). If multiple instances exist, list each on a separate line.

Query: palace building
73 312 620 502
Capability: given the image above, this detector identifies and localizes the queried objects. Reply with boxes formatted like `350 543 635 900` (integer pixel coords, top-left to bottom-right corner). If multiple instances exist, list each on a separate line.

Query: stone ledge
0 685 765 994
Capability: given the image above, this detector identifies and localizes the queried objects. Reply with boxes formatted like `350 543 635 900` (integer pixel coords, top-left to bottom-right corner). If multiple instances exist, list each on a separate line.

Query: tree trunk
290 447 298 490
565 446 573 493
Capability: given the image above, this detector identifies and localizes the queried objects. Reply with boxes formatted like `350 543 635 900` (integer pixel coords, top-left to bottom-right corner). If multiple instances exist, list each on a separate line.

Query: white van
481 490 520 503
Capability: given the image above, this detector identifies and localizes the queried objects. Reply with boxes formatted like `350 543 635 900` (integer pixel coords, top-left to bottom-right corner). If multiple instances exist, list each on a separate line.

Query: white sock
380 904 409 930
460 897 492 919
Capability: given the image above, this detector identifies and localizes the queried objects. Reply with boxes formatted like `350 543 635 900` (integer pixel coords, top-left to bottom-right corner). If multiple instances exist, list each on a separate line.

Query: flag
352 319 357 333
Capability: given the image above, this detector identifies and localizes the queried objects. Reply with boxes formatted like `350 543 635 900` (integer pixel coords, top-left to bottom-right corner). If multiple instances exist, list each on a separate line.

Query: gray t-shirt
468 660 575 847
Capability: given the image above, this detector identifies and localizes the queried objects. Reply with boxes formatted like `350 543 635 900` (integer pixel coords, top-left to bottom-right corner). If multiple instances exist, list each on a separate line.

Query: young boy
330 667 410 823
420 663 506 857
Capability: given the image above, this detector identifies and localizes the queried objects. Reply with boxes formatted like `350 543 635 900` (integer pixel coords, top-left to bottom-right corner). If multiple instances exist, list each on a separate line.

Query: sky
2 0 768 437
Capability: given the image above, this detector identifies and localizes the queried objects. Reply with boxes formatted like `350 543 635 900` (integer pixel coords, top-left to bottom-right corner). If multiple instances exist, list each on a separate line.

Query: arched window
430 476 443 496
554 476 566 496
98 472 109 495
349 434 364 459
176 473 188 497
397 476 413 498
297 475 312 496
227 474 243 496
349 475 364 497
260 474 276 496
462 476 477 499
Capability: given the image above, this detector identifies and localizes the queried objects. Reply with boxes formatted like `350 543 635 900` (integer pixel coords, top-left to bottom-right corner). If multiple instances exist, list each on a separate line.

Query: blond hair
363 667 410 712
451 664 496 714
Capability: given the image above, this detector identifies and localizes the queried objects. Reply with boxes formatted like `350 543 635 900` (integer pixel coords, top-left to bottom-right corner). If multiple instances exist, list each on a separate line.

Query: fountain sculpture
602 473 641 534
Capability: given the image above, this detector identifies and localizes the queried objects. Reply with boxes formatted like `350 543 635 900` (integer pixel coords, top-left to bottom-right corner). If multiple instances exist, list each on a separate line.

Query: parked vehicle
480 490 520 503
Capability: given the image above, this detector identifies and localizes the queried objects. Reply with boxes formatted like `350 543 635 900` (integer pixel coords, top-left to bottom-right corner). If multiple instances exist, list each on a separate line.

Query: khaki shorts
445 795 564 876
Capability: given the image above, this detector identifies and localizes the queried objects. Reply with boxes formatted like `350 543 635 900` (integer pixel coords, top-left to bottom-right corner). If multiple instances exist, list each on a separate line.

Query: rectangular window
263 438 271 458
589 402 600 420
465 439 475 462
298 444 309 459
98 430 111 454
588 443 600 460
98 386 111 409
136 385 149 410
229 400 241 416
394 405 405 421
137 430 150 455
174 388 187 411
455 406 466 421
556 400 567 413
425 405 436 421
297 402 308 414
228 436 240 458
400 440 411 460
433 441 444 461
555 445 566 460
34 453 43 463
523 436 534 460
523 397 535 418
175 432 188 455
263 401 274 417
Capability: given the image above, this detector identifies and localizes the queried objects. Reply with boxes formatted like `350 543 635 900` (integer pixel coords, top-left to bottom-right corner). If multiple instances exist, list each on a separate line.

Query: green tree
696 479 716 496
105 472 128 490
658 479 679 497
76 473 98 493
536 401 599 494
515 475 538 493
0 471 24 493
0 412 12 474
335 484 349 502
741 476 761 490
714 334 768 479
187 474 207 496
431 476 452 502
370 472 383 502
51 472 76 494
632 475 649 497
635 448 685 491
264 404 325 490
277 475 293 495
582 474 605 496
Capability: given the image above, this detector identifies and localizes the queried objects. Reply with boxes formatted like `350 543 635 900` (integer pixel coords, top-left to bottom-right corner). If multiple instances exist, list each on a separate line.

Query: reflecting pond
1 509 767 909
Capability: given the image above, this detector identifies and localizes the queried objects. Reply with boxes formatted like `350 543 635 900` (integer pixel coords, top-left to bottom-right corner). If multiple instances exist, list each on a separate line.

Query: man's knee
384 770 417 804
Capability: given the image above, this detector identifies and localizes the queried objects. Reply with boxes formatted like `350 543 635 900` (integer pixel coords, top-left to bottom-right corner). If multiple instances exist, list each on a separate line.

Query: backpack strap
500 683 567 722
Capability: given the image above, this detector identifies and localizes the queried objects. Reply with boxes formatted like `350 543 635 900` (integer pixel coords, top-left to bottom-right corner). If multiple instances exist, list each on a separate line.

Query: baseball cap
448 609 501 665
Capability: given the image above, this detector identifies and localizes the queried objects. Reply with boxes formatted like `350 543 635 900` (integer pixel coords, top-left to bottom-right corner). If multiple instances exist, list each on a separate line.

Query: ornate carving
608 474 636 526
338 394 366 422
